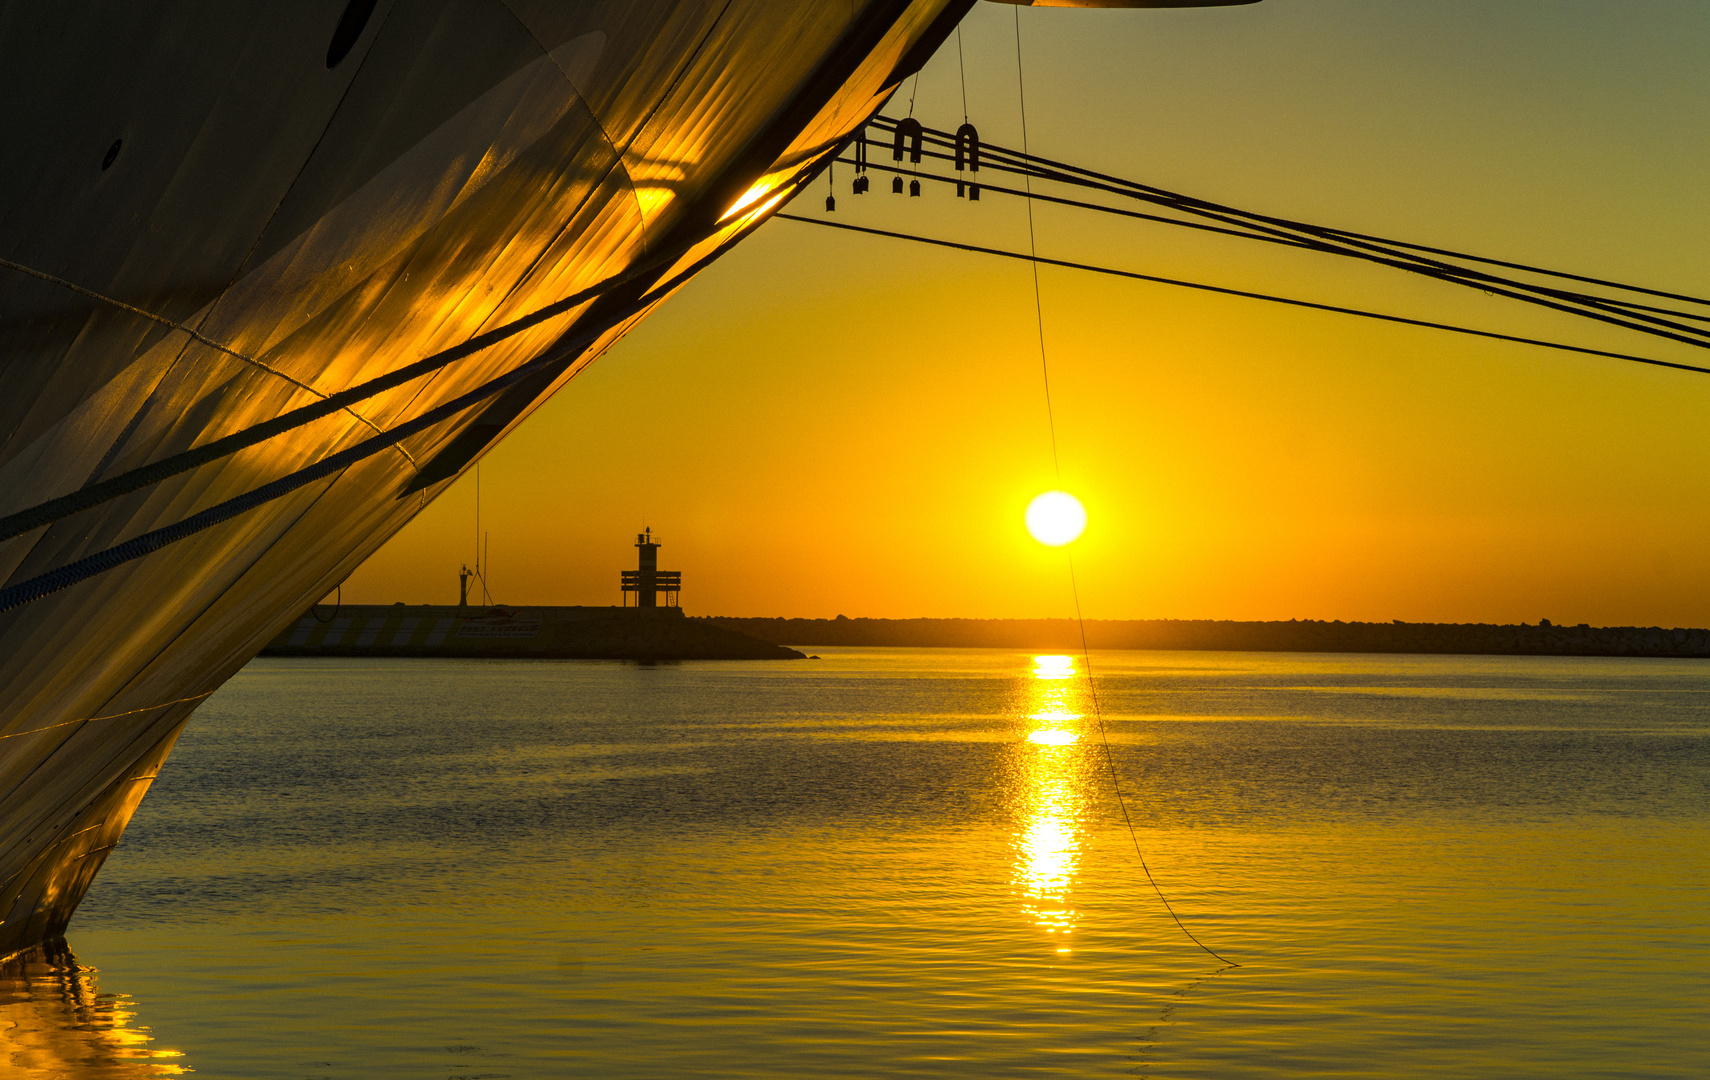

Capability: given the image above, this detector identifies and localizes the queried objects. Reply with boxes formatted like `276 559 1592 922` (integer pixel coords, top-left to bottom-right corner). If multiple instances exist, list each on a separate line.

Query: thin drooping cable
776 214 1703 375
476 461 484 602
0 226 722 545
0 692 215 743
1064 548 1237 972
310 583 341 623
0 255 404 447
1013 10 1236 968
1014 10 1057 476
957 27 969 124
0 232 742 614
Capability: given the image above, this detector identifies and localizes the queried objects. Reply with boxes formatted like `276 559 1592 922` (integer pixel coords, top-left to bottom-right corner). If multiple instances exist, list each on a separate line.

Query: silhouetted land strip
702 617 1710 658
264 605 804 661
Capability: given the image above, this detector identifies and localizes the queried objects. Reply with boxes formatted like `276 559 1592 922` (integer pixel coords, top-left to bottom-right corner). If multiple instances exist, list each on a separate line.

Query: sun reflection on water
1013 655 1093 944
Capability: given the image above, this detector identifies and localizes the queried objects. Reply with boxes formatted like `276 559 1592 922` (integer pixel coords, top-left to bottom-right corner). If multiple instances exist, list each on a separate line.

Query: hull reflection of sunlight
0 942 186 1077
1013 655 1095 948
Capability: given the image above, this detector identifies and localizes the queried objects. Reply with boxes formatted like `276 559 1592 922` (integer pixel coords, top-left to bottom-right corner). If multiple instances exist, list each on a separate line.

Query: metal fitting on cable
955 122 980 200
892 118 923 163
852 126 869 194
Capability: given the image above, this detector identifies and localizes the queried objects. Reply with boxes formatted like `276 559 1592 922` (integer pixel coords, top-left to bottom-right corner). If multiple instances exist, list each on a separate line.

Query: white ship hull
0 0 969 959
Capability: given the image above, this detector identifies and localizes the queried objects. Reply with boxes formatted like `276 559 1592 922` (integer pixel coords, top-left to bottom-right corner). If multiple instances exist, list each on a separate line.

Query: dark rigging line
869 115 1710 311
775 214 1706 375
861 130 1710 347
956 27 968 124
1289 223 1710 310
1012 9 1238 970
893 124 1710 342
864 116 1710 345
834 156 1318 249
850 144 1710 346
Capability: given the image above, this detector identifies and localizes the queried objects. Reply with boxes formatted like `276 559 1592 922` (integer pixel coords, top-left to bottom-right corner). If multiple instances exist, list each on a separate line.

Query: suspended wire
884 120 1710 339
956 26 969 124
884 130 1710 343
0 256 410 459
1014 10 1057 477
835 150 1710 346
1012 9 1237 970
476 461 484 602
776 214 1703 374
883 113 1710 310
850 157 1316 249
310 582 341 623
0 692 215 743
963 125 1710 309
1307 225 1710 310
850 117 1710 349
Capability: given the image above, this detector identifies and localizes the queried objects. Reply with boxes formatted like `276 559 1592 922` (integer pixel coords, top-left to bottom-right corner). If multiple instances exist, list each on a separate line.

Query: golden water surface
11 648 1707 1077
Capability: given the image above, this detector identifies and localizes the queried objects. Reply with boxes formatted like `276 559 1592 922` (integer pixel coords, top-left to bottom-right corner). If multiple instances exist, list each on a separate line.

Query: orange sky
343 1 1710 625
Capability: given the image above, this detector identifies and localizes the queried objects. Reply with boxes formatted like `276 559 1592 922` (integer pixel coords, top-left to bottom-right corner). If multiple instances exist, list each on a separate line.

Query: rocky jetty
702 616 1710 659
264 605 804 661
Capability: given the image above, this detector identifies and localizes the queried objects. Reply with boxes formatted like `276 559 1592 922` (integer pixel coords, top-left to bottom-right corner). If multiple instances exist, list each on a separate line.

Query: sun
1025 491 1087 547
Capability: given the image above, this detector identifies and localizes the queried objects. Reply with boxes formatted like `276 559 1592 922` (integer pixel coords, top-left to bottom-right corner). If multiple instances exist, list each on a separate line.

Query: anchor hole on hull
326 0 379 69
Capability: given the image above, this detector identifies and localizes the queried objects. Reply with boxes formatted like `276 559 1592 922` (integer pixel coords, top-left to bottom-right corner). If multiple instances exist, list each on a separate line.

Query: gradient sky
343 1 1710 624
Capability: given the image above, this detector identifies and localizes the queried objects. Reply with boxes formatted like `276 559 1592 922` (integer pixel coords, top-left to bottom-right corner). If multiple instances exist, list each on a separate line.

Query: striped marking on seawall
391 618 420 646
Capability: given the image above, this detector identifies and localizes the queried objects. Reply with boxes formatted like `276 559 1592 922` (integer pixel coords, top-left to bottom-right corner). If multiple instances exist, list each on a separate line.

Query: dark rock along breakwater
701 616 1710 658
263 605 803 661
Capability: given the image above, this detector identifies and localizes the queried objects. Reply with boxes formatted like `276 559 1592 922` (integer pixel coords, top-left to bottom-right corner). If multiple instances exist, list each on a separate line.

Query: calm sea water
5 648 1707 1078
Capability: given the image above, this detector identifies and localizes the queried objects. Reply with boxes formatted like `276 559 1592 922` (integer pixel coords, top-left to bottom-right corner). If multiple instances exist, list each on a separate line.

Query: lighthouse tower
620 528 681 609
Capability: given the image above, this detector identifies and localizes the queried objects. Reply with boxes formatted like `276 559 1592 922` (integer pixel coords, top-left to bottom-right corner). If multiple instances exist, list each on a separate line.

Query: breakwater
264 605 803 660
700 616 1710 658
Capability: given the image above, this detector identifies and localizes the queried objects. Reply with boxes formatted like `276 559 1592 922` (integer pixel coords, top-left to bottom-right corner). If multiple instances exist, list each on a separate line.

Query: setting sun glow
1024 492 1087 547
